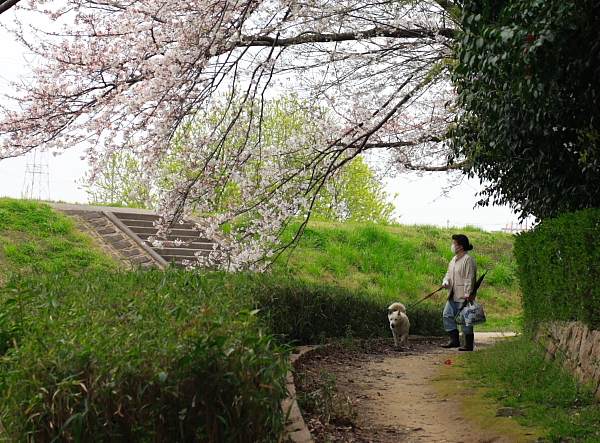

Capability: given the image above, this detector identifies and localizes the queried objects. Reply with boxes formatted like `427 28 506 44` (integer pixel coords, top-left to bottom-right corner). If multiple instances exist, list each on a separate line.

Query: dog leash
404 286 444 311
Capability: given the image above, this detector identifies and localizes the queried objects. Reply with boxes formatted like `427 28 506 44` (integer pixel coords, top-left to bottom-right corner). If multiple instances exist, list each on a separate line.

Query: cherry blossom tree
79 94 398 223
0 0 460 270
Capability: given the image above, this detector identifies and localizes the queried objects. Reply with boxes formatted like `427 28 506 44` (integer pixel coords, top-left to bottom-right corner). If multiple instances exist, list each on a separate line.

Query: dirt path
293 333 522 443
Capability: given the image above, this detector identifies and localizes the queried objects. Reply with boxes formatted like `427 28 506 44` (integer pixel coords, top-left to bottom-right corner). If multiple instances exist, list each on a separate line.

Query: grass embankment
274 221 521 331
0 198 120 282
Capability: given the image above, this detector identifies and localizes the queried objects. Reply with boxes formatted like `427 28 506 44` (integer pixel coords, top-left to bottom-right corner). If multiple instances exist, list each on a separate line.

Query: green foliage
249 274 444 340
80 94 396 224
0 200 526 441
311 156 397 223
0 269 291 443
466 336 600 442
514 208 600 331
450 0 600 220
78 152 151 208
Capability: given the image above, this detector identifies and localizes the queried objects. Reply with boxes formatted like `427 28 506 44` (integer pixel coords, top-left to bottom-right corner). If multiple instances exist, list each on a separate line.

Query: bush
0 266 443 442
249 275 446 343
514 208 600 332
0 269 291 443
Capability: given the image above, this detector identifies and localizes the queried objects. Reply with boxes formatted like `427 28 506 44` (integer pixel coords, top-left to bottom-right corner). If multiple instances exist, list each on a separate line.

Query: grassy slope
0 199 521 331
273 221 520 331
0 199 521 332
0 198 121 282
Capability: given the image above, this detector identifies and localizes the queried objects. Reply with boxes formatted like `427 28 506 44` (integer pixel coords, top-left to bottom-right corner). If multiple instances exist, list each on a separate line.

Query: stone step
109 210 221 268
126 226 204 239
113 212 196 227
152 246 214 256
115 217 197 231
147 240 215 248
161 250 212 267
112 212 162 222
49 204 223 269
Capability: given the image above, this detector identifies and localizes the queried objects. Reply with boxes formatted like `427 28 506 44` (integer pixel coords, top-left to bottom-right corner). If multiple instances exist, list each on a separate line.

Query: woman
441 234 477 351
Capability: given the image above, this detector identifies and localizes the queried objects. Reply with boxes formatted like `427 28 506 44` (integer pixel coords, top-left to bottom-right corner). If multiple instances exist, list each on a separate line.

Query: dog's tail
388 302 406 313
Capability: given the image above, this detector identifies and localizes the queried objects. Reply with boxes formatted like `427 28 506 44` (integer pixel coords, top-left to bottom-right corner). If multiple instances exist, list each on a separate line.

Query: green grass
0 199 520 442
0 198 120 282
0 199 521 333
273 220 521 332
9 198 590 442
455 336 600 442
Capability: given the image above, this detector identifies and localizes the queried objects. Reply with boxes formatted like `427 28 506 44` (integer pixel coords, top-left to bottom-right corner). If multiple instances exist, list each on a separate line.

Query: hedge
514 208 600 332
0 267 445 442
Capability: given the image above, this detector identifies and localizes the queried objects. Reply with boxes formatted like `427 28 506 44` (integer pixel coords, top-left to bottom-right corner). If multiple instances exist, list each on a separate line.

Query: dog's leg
400 333 408 348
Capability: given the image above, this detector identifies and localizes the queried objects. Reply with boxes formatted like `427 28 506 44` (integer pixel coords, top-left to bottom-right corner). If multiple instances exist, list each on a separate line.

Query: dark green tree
450 0 600 220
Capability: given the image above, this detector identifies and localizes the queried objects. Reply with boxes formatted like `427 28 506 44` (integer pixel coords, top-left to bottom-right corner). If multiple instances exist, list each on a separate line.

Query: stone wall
537 321 600 400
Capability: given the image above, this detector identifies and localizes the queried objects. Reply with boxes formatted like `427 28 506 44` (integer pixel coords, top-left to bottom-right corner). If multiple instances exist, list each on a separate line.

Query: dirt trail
293 333 524 443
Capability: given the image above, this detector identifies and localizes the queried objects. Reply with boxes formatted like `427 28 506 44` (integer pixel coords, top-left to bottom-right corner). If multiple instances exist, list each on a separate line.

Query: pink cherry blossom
1 0 458 270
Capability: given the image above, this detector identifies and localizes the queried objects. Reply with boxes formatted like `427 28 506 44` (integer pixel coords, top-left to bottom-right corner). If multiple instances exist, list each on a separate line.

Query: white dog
387 302 410 348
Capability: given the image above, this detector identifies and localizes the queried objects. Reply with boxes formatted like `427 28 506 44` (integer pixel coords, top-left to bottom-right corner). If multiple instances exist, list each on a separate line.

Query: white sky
0 11 532 233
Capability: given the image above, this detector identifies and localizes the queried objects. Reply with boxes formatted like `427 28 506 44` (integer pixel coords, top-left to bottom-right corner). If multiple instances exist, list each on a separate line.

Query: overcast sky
0 13 531 233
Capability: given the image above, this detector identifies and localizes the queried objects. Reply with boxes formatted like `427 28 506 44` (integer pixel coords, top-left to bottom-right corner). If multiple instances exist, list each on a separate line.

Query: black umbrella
472 269 488 301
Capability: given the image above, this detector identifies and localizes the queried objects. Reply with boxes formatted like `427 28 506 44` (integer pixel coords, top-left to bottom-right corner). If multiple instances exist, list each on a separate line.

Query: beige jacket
444 253 477 303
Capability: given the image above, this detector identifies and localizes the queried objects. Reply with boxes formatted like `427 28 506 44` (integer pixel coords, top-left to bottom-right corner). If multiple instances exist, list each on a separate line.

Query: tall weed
0 269 291 443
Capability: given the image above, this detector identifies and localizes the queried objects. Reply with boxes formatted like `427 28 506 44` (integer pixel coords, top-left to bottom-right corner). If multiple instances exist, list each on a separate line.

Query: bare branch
400 160 466 171
240 26 456 47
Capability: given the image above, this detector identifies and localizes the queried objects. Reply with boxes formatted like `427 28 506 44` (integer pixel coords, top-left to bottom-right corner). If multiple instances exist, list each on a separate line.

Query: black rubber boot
441 329 460 348
459 333 474 351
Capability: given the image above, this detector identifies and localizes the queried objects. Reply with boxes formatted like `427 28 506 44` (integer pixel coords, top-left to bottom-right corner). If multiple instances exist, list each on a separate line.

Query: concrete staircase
109 211 218 268
49 203 220 269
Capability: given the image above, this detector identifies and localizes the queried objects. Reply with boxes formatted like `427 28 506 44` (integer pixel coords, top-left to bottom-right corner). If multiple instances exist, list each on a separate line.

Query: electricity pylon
22 148 50 200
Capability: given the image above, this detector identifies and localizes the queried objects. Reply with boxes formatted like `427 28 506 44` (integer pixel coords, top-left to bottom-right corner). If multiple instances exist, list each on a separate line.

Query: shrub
248 274 445 343
514 208 600 331
0 269 291 443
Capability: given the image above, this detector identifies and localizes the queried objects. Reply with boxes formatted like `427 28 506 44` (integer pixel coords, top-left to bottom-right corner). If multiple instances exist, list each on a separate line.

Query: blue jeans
443 300 474 334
